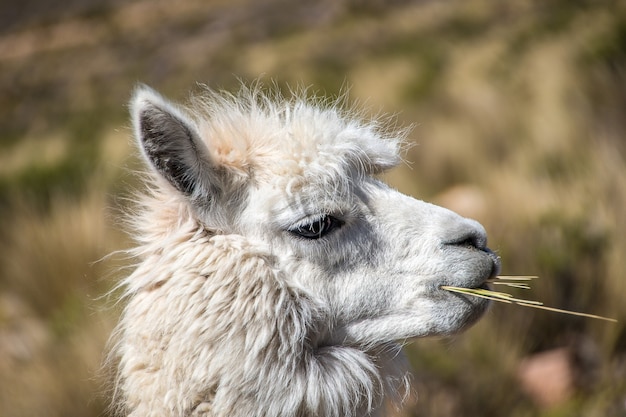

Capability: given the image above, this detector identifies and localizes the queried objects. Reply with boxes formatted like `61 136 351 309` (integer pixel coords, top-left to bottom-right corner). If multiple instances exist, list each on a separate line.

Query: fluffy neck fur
110 187 411 417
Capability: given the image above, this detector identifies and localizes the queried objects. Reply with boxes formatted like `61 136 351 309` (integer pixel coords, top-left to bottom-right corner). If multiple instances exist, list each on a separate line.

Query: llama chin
108 83 500 417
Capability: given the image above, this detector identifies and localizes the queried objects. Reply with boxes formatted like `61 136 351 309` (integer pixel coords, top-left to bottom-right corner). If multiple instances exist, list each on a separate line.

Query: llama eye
289 215 343 239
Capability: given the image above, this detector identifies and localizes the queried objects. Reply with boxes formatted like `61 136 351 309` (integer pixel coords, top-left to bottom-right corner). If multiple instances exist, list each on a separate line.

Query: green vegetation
0 0 625 416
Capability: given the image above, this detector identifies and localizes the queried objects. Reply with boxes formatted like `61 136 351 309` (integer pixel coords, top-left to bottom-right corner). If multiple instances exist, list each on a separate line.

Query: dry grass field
0 0 625 416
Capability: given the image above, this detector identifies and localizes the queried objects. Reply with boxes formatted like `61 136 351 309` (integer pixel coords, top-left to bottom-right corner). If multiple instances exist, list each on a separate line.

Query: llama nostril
442 219 488 251
448 236 481 250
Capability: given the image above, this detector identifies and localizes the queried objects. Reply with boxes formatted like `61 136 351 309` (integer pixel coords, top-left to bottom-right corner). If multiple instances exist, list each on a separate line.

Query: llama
109 83 501 417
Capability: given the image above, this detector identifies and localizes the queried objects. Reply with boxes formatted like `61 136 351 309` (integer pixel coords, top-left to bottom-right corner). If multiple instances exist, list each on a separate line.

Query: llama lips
486 249 502 278
477 281 492 291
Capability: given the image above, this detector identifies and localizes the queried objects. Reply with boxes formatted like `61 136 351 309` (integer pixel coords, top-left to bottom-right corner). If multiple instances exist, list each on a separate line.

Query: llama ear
131 86 219 198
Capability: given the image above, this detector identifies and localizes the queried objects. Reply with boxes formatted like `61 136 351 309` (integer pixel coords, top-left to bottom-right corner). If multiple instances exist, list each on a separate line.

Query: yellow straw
441 277 617 323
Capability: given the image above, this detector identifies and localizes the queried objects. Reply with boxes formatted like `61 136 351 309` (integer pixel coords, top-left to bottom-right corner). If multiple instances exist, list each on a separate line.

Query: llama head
131 84 499 347
119 84 500 416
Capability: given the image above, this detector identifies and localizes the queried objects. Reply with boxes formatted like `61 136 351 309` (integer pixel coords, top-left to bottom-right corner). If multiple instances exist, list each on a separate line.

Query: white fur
108 84 500 416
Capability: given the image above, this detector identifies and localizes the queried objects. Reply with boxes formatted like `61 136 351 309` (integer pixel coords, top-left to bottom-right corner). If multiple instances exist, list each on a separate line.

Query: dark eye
289 215 343 239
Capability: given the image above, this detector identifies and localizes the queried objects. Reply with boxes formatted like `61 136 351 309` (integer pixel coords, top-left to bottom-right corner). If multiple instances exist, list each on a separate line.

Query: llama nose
441 218 488 251
441 218 501 276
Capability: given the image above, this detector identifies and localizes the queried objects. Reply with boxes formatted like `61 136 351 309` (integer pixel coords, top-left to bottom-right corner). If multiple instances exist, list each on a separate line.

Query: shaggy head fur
109 84 500 417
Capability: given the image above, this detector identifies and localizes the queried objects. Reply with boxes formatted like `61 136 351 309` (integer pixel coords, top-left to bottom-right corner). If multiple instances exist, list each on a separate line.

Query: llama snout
439 217 501 288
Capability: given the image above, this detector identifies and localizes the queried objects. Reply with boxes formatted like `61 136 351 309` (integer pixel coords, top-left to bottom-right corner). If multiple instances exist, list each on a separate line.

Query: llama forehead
193 95 402 181
242 136 383 229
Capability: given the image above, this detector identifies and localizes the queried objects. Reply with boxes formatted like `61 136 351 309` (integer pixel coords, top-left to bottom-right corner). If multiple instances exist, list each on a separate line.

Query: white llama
109 84 500 417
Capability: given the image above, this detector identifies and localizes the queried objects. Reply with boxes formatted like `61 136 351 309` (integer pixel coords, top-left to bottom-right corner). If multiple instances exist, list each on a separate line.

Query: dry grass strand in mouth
441 275 618 323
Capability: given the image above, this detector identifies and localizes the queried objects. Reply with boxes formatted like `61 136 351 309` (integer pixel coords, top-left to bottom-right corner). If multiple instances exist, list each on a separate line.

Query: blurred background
1 0 625 416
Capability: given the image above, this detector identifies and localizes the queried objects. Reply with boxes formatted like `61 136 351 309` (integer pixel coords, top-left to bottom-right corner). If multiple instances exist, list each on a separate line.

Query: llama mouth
442 272 495 294
438 280 490 295
437 258 498 298
469 281 491 291
441 258 498 293
437 268 496 312
438 247 501 293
